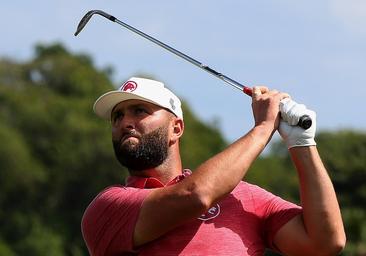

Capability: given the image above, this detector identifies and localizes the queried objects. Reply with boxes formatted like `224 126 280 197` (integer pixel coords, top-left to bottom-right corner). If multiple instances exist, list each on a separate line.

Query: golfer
82 77 345 255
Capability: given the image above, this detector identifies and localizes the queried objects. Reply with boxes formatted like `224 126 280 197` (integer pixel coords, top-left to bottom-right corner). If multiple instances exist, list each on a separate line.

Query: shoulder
83 185 150 219
230 181 275 209
95 185 147 201
233 181 301 214
81 186 151 254
233 181 273 198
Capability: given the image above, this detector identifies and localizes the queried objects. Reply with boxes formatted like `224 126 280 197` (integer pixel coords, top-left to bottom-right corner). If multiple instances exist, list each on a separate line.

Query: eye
134 107 148 115
111 110 123 125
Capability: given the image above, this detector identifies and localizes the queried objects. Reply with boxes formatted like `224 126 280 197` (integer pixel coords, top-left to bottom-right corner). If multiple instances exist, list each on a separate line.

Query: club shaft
112 19 252 95
115 18 311 129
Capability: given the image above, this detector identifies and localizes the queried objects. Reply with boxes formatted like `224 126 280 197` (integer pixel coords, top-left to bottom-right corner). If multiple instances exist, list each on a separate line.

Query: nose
116 112 135 130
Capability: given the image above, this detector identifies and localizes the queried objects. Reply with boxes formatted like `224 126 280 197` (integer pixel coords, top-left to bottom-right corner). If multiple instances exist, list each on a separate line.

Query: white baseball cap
93 77 183 120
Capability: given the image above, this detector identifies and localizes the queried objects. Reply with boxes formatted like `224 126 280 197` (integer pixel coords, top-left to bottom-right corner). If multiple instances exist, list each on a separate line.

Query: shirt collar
125 169 192 189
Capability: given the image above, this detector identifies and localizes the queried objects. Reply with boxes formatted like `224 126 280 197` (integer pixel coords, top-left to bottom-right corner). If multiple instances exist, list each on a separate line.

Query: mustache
120 130 141 142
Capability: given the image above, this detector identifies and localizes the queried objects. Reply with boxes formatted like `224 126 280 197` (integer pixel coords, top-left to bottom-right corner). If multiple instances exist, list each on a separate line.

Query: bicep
273 214 315 256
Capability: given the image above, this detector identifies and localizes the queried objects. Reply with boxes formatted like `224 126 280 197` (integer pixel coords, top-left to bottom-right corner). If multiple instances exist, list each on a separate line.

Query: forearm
134 124 274 246
188 124 273 207
290 146 346 252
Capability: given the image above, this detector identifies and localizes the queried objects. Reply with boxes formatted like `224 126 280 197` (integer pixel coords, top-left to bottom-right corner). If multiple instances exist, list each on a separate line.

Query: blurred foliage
0 43 365 255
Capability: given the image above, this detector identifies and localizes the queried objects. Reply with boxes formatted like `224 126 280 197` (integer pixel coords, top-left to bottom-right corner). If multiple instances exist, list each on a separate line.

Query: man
82 77 345 255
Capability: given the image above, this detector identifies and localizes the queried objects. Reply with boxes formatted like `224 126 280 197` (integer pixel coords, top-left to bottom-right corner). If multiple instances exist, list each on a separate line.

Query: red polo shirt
82 171 302 255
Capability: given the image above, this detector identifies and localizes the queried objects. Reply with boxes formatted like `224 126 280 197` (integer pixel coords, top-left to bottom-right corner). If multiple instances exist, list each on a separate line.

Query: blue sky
2 1 366 142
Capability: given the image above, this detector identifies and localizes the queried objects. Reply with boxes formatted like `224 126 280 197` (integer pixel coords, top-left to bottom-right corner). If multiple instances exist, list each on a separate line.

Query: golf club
74 10 312 129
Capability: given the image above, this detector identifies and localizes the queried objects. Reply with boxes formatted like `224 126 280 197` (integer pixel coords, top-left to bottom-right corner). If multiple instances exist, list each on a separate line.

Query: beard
112 127 169 171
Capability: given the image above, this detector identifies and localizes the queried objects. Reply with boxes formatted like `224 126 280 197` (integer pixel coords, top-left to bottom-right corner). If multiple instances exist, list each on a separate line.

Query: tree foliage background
0 44 364 255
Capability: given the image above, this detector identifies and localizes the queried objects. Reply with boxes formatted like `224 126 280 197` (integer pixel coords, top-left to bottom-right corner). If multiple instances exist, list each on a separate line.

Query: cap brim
93 91 163 120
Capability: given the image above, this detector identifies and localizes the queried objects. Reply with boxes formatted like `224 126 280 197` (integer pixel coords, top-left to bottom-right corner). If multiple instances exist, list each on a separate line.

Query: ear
170 117 184 144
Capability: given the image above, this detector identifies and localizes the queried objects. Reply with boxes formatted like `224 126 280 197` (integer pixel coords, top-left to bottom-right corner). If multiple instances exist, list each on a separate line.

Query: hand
251 86 289 131
278 99 317 148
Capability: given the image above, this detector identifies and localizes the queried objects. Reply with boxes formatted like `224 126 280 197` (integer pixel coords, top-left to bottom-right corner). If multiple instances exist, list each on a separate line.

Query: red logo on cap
121 81 137 92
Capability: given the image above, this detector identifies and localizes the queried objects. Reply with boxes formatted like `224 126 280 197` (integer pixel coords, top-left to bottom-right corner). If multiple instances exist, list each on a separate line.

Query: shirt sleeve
81 186 150 256
249 183 302 252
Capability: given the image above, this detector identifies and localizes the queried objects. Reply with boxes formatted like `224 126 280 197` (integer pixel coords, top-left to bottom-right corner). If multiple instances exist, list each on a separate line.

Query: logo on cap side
169 98 176 110
121 81 137 92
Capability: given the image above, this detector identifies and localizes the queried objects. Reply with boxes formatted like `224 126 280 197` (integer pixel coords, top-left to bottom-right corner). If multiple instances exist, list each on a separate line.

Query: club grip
243 87 312 129
298 115 312 129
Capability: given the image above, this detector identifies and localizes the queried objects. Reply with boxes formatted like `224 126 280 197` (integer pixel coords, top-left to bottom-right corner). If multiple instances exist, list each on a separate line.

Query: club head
74 10 115 36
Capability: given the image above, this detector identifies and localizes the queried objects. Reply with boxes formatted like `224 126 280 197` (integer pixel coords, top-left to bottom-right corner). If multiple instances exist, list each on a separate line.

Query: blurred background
1 1 365 255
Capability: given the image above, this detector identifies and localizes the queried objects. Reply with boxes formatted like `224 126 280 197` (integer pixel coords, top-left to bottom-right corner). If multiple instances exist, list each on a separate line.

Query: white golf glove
278 98 317 148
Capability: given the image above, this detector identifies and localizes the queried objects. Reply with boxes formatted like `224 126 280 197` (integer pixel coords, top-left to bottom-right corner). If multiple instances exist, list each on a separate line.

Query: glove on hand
279 98 317 148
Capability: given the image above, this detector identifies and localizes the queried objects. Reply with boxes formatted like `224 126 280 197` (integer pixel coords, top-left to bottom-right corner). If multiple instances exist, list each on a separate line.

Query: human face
111 100 173 171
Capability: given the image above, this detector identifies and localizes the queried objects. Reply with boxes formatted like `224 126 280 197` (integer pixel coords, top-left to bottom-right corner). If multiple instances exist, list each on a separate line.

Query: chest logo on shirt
198 204 220 221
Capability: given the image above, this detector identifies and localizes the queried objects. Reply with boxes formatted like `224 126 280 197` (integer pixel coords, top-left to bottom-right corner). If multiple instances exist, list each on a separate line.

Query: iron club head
74 10 116 36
